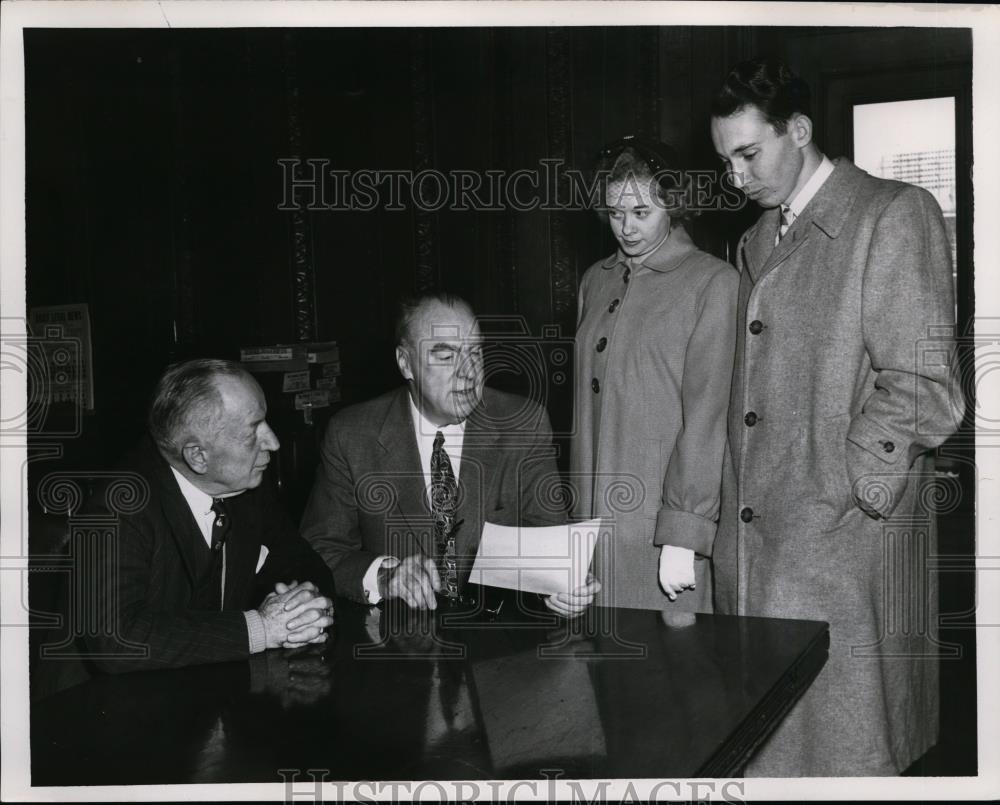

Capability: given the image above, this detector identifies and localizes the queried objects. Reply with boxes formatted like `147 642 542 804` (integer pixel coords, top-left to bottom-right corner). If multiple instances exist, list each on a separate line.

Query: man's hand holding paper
469 518 604 616
544 573 601 617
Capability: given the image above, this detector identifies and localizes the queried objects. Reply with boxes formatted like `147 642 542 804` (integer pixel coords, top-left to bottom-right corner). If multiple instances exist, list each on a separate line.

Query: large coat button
744 411 758 427
749 320 763 335
592 378 600 393
740 507 754 523
608 299 620 313
882 441 895 453
596 337 608 352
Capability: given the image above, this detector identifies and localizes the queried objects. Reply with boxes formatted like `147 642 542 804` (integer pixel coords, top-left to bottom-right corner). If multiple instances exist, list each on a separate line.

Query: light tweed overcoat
715 158 963 775
572 226 738 611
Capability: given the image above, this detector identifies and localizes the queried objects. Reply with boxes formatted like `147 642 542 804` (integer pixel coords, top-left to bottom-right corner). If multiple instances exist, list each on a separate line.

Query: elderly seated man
84 359 334 672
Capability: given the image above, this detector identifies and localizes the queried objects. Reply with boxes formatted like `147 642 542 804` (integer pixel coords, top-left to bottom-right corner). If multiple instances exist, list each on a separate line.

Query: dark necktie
777 204 794 243
210 498 231 552
623 265 631 285
430 431 460 600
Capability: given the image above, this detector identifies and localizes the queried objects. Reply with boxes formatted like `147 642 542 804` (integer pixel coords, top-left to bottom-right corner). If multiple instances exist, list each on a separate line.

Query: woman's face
605 175 671 258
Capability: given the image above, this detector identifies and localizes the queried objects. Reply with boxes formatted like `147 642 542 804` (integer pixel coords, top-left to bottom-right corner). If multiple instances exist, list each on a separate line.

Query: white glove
658 545 695 601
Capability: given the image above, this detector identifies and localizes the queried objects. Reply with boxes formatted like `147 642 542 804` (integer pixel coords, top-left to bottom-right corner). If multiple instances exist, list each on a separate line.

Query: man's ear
181 442 209 475
789 113 813 149
396 345 414 382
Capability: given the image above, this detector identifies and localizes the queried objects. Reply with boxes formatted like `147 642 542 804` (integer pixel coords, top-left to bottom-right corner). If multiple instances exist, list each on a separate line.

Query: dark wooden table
31 587 828 784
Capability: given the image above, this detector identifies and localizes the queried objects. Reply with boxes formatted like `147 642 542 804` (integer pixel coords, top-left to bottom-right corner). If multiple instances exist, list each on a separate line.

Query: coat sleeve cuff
846 414 908 466
845 415 912 519
653 508 717 556
244 610 267 654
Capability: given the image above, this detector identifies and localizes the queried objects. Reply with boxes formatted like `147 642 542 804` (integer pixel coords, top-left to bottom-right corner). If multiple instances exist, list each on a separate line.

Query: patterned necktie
210 498 231 552
430 431 460 600
777 204 794 243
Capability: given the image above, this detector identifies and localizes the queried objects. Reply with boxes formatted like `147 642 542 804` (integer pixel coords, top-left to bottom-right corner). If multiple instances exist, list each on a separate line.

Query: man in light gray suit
710 58 963 775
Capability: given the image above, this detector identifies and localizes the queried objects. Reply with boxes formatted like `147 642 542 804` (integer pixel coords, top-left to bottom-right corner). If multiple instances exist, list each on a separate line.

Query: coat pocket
797 413 854 519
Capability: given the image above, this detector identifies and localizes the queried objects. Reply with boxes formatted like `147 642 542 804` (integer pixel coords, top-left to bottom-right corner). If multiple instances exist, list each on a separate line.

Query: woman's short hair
592 136 696 221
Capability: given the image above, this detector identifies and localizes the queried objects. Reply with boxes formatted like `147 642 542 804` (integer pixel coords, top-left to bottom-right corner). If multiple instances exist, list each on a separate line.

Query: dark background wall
24 24 976 774
25 25 972 474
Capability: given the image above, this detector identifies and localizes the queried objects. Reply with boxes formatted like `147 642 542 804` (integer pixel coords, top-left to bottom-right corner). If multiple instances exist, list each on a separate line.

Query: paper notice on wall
282 370 310 392
28 303 95 410
468 519 605 596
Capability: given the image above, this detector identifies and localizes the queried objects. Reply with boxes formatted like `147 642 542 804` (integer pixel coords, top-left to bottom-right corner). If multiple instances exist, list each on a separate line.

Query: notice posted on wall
28 303 95 411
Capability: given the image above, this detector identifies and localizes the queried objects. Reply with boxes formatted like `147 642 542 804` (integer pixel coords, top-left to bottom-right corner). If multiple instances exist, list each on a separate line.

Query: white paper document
468 518 605 596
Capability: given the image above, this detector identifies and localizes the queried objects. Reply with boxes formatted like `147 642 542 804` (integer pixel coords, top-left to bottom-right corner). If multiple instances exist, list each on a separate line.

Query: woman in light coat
571 137 738 611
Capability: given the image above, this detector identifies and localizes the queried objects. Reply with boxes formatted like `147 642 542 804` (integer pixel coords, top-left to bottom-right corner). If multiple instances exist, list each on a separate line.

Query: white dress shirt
777 154 836 242
361 394 467 604
170 465 219 547
169 466 268 652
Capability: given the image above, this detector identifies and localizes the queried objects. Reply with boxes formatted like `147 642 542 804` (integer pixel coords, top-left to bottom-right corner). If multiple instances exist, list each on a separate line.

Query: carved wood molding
167 44 197 350
545 28 574 319
410 31 438 293
283 32 317 342
638 27 661 140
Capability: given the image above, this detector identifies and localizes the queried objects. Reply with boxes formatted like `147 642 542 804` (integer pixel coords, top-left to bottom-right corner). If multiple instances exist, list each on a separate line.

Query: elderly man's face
201 375 280 495
397 301 485 428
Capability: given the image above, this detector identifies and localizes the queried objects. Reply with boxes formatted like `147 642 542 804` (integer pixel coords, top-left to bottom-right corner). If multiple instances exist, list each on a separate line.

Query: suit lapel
144 449 206 587
220 495 260 608
455 399 500 559
377 389 435 556
140 439 262 607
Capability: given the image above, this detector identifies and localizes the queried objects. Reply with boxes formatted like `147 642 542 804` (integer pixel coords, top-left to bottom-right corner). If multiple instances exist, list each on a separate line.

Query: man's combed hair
710 57 812 134
148 358 250 459
394 292 472 348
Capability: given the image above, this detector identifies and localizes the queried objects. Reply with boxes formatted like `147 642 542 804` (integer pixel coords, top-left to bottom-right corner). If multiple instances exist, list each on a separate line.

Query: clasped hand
658 545 695 601
258 580 335 649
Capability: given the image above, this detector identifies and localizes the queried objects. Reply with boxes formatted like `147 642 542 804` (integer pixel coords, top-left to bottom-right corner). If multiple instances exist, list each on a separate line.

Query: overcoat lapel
746 158 860 283
741 208 778 284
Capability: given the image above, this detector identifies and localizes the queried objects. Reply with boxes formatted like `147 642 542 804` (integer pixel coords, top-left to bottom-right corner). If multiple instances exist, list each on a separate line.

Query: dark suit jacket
84 437 333 673
300 387 566 602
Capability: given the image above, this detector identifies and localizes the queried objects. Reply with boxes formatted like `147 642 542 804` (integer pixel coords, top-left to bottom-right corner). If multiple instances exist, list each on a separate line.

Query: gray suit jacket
300 386 566 602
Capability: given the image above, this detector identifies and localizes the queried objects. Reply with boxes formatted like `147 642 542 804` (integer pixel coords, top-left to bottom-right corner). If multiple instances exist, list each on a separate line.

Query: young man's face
711 104 806 210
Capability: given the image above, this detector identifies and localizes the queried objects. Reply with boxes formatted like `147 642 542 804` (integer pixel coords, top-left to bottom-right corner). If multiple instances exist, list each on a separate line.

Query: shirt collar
600 223 698 274
785 155 835 218
170 465 215 517
407 393 466 441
